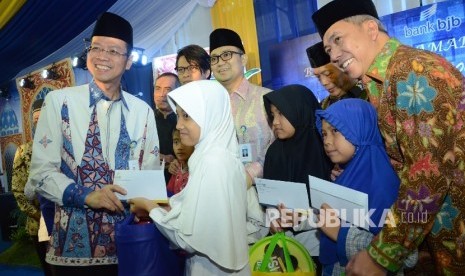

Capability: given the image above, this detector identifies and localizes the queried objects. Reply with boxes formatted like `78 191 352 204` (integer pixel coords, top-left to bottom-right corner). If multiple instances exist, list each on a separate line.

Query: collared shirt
230 78 274 179
28 82 160 206
320 85 367 109
363 38 465 273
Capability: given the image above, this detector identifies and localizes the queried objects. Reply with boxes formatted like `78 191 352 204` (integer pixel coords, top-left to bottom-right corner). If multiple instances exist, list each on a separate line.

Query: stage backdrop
269 0 465 96
0 58 74 192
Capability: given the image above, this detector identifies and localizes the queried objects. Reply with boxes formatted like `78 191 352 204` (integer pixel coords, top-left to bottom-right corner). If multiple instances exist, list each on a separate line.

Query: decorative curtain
16 58 75 143
0 0 26 29
210 0 263 85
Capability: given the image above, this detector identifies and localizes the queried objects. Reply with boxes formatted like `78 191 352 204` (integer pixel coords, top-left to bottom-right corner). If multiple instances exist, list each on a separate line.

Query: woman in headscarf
315 99 402 275
129 80 249 275
263 84 332 273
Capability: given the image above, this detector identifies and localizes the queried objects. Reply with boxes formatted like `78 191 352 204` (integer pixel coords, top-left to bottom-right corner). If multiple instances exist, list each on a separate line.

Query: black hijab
263 84 332 184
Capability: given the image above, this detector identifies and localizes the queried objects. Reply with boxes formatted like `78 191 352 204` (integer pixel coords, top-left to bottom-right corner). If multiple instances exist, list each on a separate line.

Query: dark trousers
32 237 53 276
51 264 118 276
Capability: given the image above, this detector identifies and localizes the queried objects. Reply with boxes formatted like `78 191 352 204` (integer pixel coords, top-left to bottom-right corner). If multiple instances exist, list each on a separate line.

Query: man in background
209 28 274 244
12 99 52 276
307 41 366 109
154 72 180 183
175 44 210 85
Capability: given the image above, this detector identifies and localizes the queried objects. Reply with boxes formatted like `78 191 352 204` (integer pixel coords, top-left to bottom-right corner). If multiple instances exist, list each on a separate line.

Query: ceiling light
131 47 149 66
141 55 148 66
72 51 87 70
19 77 35 89
132 50 140 63
42 66 60 80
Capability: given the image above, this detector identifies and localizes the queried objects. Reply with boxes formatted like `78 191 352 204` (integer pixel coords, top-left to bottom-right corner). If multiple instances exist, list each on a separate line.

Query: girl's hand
270 203 297 233
331 164 343 181
168 159 181 175
317 203 341 241
128 197 159 218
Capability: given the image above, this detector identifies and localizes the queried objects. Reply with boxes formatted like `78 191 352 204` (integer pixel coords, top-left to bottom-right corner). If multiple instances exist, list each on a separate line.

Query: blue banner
381 0 465 74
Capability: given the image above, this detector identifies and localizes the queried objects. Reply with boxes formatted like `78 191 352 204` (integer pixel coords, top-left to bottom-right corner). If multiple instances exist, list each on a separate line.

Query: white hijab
164 80 248 270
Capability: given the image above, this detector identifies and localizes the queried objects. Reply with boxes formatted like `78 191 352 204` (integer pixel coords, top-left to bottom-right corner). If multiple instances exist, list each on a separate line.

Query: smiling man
312 0 465 274
209 28 274 245
27 12 160 274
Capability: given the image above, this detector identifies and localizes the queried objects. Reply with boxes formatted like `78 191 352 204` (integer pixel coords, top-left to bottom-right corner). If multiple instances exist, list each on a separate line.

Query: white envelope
309 175 369 229
114 170 168 202
255 178 310 209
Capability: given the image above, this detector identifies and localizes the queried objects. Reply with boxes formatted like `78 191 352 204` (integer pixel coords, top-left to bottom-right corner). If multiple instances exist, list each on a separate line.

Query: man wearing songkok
312 0 465 274
209 28 274 244
26 12 160 274
306 41 366 109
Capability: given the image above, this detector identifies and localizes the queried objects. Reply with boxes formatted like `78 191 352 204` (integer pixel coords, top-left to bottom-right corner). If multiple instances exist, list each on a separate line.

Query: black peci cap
312 0 379 38
209 28 245 53
306 42 330 68
91 12 133 48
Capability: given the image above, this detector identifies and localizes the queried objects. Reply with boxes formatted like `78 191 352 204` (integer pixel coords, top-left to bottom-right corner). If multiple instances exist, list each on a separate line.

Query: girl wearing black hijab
263 84 331 184
263 84 332 273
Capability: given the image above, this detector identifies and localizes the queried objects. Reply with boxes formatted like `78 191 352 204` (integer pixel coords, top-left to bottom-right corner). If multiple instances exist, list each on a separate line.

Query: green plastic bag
249 232 316 275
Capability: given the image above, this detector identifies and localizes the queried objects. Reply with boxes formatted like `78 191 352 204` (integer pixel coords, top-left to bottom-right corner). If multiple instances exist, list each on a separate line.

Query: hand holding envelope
85 184 127 213
114 170 168 203
316 203 341 241
309 176 369 230
255 176 370 230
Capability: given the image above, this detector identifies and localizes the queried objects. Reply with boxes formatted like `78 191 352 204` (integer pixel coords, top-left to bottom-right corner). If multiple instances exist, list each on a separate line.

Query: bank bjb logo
404 15 462 37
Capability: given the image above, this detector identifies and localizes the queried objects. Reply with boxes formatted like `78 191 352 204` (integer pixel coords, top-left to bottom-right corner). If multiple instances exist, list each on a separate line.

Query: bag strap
258 232 282 272
279 233 295 272
258 232 296 272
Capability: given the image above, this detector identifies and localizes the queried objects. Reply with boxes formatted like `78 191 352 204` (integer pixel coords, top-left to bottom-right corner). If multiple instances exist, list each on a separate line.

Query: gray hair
343 15 388 34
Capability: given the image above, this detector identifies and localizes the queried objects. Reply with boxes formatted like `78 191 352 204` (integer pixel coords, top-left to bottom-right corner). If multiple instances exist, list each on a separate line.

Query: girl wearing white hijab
129 80 250 275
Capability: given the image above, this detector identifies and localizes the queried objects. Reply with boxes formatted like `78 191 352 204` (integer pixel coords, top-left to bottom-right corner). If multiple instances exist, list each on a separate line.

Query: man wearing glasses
209 28 274 245
175 44 211 85
26 12 160 274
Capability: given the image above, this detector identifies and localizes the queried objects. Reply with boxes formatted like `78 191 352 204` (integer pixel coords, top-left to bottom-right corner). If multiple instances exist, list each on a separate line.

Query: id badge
128 159 139 170
238 143 253 163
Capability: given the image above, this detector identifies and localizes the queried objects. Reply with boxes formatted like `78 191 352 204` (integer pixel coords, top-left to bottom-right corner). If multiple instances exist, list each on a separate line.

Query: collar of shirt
88 80 129 110
363 38 402 85
232 78 249 100
155 109 176 120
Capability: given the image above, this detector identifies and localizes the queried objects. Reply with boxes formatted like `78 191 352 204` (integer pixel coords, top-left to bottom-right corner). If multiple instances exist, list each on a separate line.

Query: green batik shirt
12 141 41 236
363 38 465 274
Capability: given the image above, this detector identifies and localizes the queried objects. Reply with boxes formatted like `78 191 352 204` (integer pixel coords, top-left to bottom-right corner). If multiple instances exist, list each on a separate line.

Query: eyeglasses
175 65 199 74
87 46 128 57
210 51 243 65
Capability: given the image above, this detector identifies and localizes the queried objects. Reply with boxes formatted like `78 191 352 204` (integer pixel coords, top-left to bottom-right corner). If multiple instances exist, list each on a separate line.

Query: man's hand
346 250 387 276
168 159 181 175
85 185 126 213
